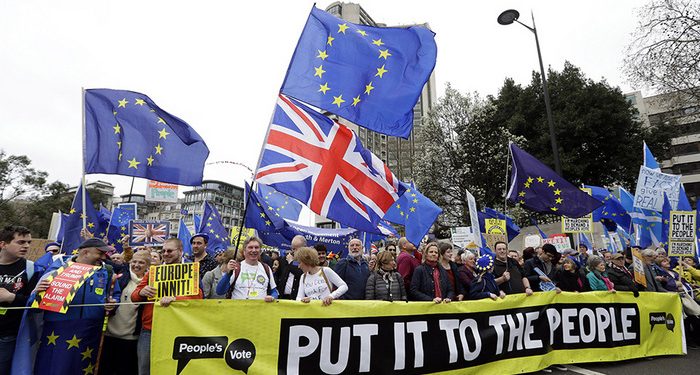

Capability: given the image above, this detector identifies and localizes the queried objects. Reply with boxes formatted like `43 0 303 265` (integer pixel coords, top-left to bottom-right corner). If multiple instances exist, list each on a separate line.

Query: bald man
279 235 306 299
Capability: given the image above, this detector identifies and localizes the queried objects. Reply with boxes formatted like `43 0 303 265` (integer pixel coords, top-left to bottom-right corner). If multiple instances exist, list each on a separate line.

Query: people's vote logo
172 336 257 374
649 312 675 332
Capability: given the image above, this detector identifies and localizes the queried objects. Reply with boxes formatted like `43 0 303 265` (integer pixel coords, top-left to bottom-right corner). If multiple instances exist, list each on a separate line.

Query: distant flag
579 232 594 251
506 142 602 217
194 214 202 233
201 201 230 254
256 182 303 222
643 141 660 170
585 185 632 230
530 217 548 239
178 218 193 259
281 6 437 138
97 204 112 237
61 185 101 255
661 193 672 247
84 89 210 186
478 207 521 242
105 206 135 253
384 182 442 247
56 212 68 244
620 186 658 248
244 182 286 232
678 185 692 211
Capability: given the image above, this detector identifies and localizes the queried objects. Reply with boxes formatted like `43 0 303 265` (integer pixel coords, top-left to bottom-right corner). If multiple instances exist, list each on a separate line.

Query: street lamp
498 9 562 176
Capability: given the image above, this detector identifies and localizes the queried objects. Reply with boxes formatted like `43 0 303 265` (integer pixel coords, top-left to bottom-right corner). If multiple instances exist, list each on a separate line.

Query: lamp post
498 9 562 176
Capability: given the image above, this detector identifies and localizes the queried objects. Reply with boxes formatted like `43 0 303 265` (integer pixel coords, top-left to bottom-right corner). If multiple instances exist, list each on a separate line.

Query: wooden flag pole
81 87 88 231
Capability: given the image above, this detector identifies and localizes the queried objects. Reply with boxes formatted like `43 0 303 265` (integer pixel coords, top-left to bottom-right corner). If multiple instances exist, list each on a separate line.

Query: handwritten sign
562 188 593 233
146 180 179 203
542 234 573 253
669 211 696 257
633 166 680 212
149 263 200 300
32 262 99 313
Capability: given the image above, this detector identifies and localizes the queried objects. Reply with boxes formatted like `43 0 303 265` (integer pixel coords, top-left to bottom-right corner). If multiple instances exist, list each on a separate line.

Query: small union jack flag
130 221 169 246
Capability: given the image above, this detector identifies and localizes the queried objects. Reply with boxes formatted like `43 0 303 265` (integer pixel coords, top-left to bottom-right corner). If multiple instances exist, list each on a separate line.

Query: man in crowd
19 238 120 375
508 249 524 267
524 243 558 291
396 237 420 294
216 237 278 301
333 238 370 299
0 226 39 374
492 241 533 295
191 233 218 277
577 243 590 265
315 244 328 267
132 238 202 375
278 235 305 299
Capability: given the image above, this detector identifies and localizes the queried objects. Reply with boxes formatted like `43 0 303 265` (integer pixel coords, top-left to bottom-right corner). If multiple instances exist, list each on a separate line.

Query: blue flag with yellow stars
256 182 302 222
97 204 111 238
585 185 632 230
383 182 442 246
244 182 286 232
61 185 101 255
84 89 210 186
201 201 230 254
281 6 437 138
178 217 193 259
478 207 521 242
506 143 602 218
105 206 136 252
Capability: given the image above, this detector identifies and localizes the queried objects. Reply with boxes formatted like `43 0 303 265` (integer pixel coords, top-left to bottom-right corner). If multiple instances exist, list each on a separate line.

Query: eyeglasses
163 249 178 254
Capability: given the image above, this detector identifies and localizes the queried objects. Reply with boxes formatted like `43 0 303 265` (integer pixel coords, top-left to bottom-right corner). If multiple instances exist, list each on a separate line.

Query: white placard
633 166 681 212
466 189 482 248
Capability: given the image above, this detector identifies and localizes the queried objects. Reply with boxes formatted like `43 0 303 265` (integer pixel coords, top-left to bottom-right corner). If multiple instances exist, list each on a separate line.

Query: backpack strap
320 268 334 293
262 262 273 296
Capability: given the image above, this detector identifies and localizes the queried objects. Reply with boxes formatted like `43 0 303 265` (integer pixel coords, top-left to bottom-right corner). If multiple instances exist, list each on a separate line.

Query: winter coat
365 269 407 301
333 256 370 300
410 263 455 301
469 273 500 300
524 256 556 291
607 264 637 292
554 267 590 292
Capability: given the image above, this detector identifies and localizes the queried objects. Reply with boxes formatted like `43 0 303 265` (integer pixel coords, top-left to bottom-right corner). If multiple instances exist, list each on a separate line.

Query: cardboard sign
149 263 200 300
669 211 696 257
450 227 475 249
31 262 99 313
561 188 593 233
146 180 179 203
633 166 681 212
542 234 573 253
483 233 507 252
484 219 507 236
632 248 647 287
130 220 171 246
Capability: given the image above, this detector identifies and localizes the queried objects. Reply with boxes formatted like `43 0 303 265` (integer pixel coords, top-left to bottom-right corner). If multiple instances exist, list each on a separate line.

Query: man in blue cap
191 233 217 277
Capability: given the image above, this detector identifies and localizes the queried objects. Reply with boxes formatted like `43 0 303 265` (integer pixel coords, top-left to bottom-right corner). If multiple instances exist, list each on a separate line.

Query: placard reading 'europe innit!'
149 263 200 300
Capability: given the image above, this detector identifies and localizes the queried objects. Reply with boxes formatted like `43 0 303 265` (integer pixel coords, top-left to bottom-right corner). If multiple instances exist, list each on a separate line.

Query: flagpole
81 87 88 232
504 142 512 214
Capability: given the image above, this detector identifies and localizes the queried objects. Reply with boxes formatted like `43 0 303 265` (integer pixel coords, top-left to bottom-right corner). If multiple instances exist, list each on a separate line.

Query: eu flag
661 193 672 247
178 218 193 259
585 185 632 230
384 182 442 246
97 204 112 237
201 201 230 254
84 89 210 186
106 206 136 252
256 182 302 222
244 182 286 232
506 143 602 218
478 207 521 242
61 185 101 255
281 7 437 138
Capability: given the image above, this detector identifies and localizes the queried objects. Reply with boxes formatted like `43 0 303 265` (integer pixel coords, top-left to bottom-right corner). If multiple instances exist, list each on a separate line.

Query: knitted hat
44 242 61 252
475 254 494 273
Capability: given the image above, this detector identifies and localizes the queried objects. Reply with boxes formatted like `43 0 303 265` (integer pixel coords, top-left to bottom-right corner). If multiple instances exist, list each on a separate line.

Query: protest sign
561 188 593 233
152 293 683 375
450 227 475 249
130 220 170 246
483 233 507 251
669 211 696 257
524 234 542 248
230 227 256 249
31 262 99 313
633 166 681 212
149 263 200 300
632 248 647 288
146 180 179 203
484 219 506 236
466 189 482 248
542 234 572 253
118 202 138 220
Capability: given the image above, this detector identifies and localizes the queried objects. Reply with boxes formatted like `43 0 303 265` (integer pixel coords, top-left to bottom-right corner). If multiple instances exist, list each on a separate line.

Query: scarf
425 260 442 298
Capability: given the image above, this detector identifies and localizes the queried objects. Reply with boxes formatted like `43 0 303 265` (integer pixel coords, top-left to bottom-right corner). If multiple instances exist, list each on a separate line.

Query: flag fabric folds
194 214 202 234
661 194 672 247
585 185 632 230
255 94 403 233
506 143 602 218
178 218 193 260
384 182 442 247
255 182 303 222
529 217 548 239
105 206 136 252
478 207 521 242
244 182 286 232
61 186 101 255
84 89 210 186
97 204 111 237
200 201 230 254
280 6 437 138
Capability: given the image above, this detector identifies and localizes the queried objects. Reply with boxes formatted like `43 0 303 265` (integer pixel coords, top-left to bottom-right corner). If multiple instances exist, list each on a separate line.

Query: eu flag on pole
384 182 442 246
201 201 230 254
506 142 602 218
178 218 193 259
84 89 210 186
256 182 302 222
244 182 286 232
585 185 632 230
61 185 101 255
281 7 437 138
106 206 136 252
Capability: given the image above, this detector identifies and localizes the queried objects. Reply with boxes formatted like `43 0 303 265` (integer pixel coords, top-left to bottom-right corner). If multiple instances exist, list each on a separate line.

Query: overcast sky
1 0 647 197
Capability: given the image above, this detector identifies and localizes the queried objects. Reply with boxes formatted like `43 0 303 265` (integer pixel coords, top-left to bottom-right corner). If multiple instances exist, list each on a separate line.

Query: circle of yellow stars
45 331 96 374
517 176 563 212
112 97 172 172
395 189 419 219
313 22 392 109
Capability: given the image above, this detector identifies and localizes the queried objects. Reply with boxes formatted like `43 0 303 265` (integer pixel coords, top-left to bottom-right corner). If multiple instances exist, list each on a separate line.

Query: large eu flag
281 7 437 138
506 143 602 218
384 182 442 246
84 89 209 186
200 201 230 254
256 182 302 222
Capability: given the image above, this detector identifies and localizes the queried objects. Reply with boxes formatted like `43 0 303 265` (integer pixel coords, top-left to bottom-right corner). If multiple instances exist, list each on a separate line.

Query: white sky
1 0 647 197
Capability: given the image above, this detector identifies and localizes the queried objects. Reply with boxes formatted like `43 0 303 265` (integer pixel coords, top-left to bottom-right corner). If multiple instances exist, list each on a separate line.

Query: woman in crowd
150 250 162 265
469 254 505 300
366 251 407 301
554 256 589 292
438 242 464 301
457 250 477 293
657 257 680 292
368 253 378 271
99 250 151 375
607 253 638 295
295 247 348 305
201 249 234 299
410 242 454 303
586 256 615 292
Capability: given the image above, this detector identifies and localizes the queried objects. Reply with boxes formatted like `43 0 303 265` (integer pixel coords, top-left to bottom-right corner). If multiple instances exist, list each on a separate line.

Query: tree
490 62 675 189
0 150 48 210
624 0 700 102
414 84 524 234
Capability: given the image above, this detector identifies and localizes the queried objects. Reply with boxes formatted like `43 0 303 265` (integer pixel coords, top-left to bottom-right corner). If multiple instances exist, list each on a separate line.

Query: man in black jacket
524 244 558 291
278 235 306 299
607 253 639 296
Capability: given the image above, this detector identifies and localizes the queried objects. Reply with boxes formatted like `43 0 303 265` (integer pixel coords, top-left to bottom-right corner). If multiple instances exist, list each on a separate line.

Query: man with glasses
132 238 202 375
524 243 558 291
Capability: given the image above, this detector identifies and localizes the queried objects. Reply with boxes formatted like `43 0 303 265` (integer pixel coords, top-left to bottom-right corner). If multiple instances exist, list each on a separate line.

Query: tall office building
181 180 244 234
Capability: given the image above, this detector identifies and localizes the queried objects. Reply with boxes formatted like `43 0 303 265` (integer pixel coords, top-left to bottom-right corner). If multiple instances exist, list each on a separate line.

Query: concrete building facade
181 180 244 234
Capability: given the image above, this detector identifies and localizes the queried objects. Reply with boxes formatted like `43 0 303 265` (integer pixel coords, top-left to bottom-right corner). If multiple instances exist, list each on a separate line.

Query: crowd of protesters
2 224 700 374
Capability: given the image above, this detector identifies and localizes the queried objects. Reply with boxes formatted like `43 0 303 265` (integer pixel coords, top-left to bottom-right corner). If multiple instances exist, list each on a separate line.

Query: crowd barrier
151 291 685 375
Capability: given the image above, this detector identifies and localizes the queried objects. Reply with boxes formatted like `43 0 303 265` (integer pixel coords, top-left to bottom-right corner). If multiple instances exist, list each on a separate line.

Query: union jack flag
255 94 404 232
129 220 169 246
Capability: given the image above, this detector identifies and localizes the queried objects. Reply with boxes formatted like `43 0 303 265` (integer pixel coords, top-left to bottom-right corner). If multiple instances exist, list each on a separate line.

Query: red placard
32 262 99 313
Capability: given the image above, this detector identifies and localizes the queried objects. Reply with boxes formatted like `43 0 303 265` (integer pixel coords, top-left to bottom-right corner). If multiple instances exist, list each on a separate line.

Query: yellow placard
148 263 200 300
484 218 506 235
668 211 696 257
632 248 647 288
152 293 683 375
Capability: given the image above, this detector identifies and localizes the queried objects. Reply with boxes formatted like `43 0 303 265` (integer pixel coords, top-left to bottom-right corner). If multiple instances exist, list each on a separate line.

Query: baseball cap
78 238 112 252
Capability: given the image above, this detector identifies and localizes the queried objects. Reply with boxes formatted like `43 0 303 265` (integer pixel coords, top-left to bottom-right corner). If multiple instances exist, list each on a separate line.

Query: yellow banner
149 263 200 300
152 292 684 375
